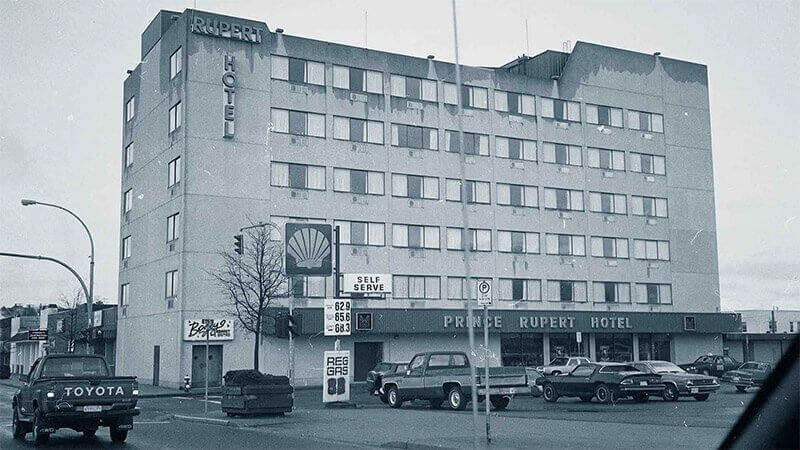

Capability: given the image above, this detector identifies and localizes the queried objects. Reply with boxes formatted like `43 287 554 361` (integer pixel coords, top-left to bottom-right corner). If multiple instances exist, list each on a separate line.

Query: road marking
134 421 171 424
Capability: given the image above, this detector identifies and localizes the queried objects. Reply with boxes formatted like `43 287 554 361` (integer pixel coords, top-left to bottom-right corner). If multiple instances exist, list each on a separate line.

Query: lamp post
21 200 95 335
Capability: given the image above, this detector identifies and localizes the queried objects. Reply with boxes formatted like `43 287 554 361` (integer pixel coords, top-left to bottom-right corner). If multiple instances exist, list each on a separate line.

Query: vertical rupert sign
223 55 235 138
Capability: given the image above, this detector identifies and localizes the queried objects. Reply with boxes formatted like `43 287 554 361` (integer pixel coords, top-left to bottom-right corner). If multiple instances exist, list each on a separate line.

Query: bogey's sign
184 319 234 341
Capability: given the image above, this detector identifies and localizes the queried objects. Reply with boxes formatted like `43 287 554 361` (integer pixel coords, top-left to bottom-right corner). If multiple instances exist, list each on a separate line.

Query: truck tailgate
47 377 138 407
478 367 528 387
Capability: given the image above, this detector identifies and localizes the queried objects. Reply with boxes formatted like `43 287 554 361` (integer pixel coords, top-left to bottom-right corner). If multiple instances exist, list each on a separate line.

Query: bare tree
210 224 286 371
55 288 84 353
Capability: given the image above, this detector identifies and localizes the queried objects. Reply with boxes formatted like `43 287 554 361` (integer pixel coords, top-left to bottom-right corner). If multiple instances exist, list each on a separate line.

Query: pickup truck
380 351 529 411
11 354 139 444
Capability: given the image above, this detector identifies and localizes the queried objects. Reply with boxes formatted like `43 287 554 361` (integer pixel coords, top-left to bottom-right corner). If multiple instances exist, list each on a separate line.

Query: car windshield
40 357 109 378
549 358 568 366
650 362 685 374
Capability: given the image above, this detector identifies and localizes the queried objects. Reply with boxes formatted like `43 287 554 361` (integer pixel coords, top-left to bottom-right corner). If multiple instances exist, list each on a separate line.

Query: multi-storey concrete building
118 9 739 388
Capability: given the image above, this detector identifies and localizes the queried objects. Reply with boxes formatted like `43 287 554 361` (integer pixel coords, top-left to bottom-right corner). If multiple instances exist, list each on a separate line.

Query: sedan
721 361 773 392
366 362 406 401
632 360 719 401
536 363 664 404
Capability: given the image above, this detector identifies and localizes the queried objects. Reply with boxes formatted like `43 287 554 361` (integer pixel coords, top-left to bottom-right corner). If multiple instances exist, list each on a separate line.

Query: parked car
380 351 529 411
366 362 407 400
679 354 740 377
535 356 591 375
11 354 139 444
535 362 664 404
721 361 773 392
632 360 720 401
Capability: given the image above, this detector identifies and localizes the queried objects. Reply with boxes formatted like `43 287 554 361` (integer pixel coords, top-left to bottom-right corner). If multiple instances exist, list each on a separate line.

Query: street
0 383 754 449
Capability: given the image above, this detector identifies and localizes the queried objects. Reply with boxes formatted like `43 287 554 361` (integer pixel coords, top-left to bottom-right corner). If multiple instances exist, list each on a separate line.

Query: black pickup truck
12 354 139 444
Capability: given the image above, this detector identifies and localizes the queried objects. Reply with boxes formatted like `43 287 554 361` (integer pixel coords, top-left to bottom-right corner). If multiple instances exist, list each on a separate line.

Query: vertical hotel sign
223 55 235 138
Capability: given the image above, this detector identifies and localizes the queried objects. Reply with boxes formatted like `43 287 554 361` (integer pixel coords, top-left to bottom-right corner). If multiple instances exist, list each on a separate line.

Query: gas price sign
324 299 351 336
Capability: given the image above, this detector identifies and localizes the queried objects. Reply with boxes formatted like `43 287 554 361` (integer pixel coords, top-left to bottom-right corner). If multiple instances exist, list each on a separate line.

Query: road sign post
202 318 211 415
476 279 492 442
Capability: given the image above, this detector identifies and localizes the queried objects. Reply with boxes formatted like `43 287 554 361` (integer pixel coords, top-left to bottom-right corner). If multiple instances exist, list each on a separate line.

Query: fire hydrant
182 375 191 393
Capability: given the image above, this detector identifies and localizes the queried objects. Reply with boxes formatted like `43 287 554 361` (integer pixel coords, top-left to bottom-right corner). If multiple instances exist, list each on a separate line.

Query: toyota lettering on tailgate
64 386 126 397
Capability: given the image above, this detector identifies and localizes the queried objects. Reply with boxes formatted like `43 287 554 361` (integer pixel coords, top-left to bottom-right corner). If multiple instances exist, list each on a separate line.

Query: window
120 283 130 306
168 157 181 187
631 196 668 218
169 102 182 133
443 83 488 109
123 189 133 213
628 110 664 133
333 65 383 94
288 276 327 297
497 184 538 208
589 192 627 215
446 179 491 204
593 282 631 303
494 90 535 115
333 168 384 195
495 137 536 161
270 55 325 85
125 97 135 122
541 98 580 122
390 75 437 102
333 220 384 246
333 117 384 144
595 334 634 362
428 354 450 368
547 280 587 302
499 279 541 301
571 365 596 377
124 143 133 168
393 275 440 299
392 224 440 249
630 153 666 175
270 216 327 240
271 108 325 138
121 236 131 260
444 131 489 156
586 104 623 127
271 163 326 190
636 283 672 304
587 148 625 171
446 228 492 251
498 231 540 254
633 239 670 261
543 188 584 211
169 47 182 79
167 213 180 242
447 277 492 300
165 270 178 298
501 334 544 366
545 234 586 256
391 174 439 199
391 124 438 150
542 143 582 166
590 236 629 259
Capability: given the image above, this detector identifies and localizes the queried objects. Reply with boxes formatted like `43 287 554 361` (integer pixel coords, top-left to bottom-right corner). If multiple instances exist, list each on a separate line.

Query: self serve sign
342 274 391 294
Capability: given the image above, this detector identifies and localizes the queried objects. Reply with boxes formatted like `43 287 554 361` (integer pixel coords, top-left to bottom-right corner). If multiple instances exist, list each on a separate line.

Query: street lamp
21 199 95 333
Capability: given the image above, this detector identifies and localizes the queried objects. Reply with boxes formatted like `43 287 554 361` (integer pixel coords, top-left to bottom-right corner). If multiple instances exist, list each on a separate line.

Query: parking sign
477 280 492 306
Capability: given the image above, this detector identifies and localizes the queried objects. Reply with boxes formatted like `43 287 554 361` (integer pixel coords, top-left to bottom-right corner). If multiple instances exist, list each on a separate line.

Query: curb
171 414 238 427
140 390 223 399
381 442 456 450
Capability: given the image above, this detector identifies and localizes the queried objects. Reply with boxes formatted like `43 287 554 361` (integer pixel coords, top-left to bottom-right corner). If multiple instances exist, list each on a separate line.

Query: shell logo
287 227 331 269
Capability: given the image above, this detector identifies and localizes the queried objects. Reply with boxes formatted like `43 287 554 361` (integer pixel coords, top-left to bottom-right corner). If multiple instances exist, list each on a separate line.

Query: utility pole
203 318 211 415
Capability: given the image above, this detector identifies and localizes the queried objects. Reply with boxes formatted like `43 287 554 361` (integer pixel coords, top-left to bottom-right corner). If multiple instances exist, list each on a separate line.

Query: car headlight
621 379 633 385
132 389 139 396
46 391 55 398
686 380 694 386
711 378 719 385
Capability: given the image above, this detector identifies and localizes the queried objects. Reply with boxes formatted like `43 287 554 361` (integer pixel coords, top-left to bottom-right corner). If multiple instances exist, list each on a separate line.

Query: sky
0 0 798 311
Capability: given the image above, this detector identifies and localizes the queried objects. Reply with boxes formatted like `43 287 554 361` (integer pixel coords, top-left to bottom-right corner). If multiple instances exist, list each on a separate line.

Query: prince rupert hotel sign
191 15 264 43
444 314 633 330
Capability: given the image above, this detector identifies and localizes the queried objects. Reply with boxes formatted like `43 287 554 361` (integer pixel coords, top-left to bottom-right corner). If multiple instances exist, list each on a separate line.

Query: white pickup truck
536 357 591 376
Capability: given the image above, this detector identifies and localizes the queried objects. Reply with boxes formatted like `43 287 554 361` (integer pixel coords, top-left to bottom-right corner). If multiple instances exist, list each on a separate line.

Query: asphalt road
0 383 754 449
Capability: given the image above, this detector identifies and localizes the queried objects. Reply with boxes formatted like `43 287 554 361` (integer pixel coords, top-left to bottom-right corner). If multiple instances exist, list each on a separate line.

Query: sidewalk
0 375 221 398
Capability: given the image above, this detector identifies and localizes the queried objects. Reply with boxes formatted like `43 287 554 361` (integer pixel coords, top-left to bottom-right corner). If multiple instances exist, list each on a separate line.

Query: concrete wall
672 333 723 364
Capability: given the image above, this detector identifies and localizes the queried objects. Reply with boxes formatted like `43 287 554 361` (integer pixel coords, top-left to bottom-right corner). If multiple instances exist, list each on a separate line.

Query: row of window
119 274 672 307
267 55 665 131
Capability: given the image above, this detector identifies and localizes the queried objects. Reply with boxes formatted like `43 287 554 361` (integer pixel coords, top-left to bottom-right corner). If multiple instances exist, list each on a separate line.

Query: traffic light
233 234 243 254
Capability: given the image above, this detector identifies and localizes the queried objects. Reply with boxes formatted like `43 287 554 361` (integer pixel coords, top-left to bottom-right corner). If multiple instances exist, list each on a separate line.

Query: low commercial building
724 309 799 364
46 305 119 374
117 9 740 388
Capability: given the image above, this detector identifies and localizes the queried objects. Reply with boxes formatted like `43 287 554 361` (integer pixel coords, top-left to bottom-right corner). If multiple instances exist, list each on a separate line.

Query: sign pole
204 319 210 415
289 290 294 385
484 304 491 443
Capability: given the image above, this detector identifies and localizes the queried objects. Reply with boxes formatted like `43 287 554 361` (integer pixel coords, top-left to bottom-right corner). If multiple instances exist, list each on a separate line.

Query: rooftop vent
276 28 284 34
427 55 435 60
654 52 661 56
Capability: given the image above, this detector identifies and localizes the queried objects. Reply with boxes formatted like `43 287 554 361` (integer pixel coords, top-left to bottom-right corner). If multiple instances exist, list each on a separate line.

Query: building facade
118 9 739 388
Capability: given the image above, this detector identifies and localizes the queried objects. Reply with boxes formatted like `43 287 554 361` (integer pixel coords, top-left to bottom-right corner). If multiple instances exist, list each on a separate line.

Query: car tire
490 395 510 410
380 393 389 403
595 384 616 404
83 428 98 438
387 386 403 409
663 384 679 402
110 426 129 443
693 394 710 401
32 407 50 445
735 386 747 393
632 392 649 403
542 383 559 403
579 395 593 403
429 399 445 409
447 386 467 411
12 403 27 439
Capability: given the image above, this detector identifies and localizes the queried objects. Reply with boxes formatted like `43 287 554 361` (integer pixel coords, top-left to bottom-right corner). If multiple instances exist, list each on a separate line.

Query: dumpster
221 370 293 416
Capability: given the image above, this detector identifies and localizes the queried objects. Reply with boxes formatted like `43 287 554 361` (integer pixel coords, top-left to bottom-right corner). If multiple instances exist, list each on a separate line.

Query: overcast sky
0 0 798 311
